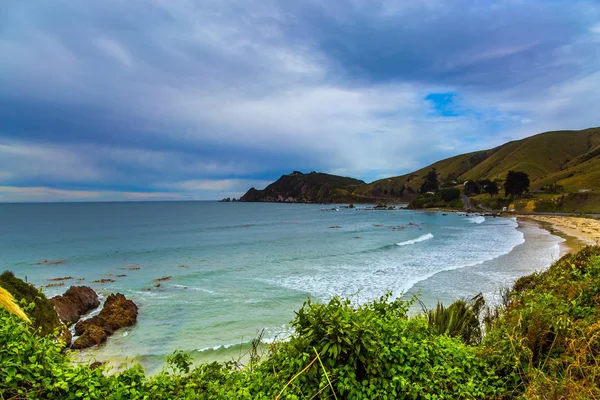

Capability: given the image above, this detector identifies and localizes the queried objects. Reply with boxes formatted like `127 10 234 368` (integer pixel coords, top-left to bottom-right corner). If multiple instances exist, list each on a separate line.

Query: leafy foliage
464 181 480 195
4 247 600 399
0 271 62 336
483 246 600 398
440 188 460 202
420 168 440 193
425 293 485 345
480 179 499 197
503 171 530 198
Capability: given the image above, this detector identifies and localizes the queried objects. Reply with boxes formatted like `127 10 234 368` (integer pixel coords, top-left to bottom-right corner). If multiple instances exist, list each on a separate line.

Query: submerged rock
72 325 108 349
50 286 100 326
72 293 137 349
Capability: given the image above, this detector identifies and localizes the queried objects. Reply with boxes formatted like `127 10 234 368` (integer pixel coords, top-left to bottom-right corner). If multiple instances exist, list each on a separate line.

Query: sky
1 0 599 202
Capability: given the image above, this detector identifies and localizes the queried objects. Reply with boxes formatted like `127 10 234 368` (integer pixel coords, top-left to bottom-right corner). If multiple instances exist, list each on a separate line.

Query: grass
483 246 600 398
357 127 600 202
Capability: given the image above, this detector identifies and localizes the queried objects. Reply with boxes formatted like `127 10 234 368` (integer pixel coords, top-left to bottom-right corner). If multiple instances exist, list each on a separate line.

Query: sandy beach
518 215 600 253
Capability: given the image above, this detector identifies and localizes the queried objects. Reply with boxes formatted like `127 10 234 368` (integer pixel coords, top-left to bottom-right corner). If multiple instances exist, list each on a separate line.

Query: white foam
467 216 485 224
263 218 526 305
196 325 295 353
396 233 434 246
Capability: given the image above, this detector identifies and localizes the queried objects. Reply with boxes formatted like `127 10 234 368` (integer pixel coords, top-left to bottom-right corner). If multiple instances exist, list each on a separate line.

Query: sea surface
0 202 564 372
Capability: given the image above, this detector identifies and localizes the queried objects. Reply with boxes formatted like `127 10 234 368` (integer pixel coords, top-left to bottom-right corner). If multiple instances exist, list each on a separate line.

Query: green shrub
5 247 600 399
426 293 485 345
440 188 461 202
0 271 62 336
482 246 600 398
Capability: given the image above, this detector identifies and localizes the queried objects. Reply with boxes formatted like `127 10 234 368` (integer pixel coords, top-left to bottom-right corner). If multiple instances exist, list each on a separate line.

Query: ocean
0 202 564 372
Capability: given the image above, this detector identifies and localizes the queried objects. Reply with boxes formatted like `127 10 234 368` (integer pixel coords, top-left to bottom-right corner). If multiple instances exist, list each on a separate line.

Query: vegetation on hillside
356 127 600 204
407 169 464 209
0 271 63 336
3 247 600 399
240 171 371 203
240 128 600 210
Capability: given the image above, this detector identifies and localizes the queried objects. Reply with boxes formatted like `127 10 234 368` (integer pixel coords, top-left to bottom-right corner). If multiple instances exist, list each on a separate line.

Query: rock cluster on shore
72 293 138 349
50 286 100 326
1 272 139 350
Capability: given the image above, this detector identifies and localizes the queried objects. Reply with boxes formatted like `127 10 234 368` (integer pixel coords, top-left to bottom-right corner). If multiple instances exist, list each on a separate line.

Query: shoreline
517 214 599 255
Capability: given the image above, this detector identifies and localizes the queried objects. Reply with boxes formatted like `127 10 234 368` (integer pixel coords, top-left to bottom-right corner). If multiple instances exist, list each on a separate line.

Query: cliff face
240 171 366 203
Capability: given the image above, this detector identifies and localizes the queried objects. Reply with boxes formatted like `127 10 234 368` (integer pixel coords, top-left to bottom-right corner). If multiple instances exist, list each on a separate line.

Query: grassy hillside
358 127 600 200
240 127 600 205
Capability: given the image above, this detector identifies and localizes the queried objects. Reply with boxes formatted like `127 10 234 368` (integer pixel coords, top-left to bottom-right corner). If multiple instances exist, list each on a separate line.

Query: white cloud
1 0 599 199
0 141 105 183
96 38 134 68
157 179 271 192
0 186 182 202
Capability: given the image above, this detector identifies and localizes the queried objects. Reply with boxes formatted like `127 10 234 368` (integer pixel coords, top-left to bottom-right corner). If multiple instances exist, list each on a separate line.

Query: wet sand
518 215 600 254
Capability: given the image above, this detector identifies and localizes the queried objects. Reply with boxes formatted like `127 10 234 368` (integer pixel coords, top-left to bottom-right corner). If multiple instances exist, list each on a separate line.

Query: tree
504 171 530 198
480 179 499 198
420 169 439 193
441 188 460 202
463 181 480 196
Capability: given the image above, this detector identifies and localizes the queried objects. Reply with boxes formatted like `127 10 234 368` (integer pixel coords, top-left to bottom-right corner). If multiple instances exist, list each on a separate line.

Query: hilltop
357 127 600 199
240 127 600 208
240 171 371 203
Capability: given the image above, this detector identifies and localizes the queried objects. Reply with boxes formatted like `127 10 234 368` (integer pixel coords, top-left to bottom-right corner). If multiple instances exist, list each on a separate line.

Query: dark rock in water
92 278 115 284
72 326 108 350
151 276 172 282
90 361 106 370
72 293 138 349
51 286 100 326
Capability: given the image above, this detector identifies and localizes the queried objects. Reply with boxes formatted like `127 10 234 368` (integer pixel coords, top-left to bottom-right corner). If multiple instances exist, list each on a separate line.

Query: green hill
240 127 600 205
357 127 600 199
240 171 371 203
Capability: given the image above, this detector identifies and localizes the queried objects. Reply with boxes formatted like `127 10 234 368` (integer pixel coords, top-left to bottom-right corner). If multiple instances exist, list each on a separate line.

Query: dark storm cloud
0 0 598 201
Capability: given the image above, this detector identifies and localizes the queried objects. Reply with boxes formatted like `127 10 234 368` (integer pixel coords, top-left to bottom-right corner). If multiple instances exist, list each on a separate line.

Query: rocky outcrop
240 171 367 203
72 293 138 350
50 286 100 326
73 325 108 349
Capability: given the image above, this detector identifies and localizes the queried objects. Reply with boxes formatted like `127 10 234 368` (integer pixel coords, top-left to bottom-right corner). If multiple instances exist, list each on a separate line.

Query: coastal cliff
240 171 369 203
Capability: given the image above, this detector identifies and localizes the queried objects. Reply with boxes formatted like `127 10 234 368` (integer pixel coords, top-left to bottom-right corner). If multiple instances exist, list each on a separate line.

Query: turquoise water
0 202 563 372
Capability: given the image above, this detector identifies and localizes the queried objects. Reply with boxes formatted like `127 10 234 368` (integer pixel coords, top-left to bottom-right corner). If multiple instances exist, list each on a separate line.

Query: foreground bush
3 246 600 399
1 295 501 399
483 246 600 398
